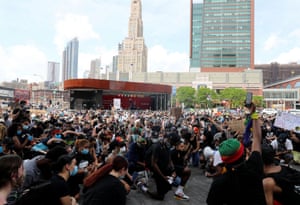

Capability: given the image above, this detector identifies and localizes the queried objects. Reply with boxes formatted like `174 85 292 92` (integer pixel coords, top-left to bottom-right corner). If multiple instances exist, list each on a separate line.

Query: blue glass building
190 0 254 72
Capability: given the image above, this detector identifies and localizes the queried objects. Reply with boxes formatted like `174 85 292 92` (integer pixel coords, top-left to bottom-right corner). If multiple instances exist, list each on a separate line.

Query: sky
1 0 300 83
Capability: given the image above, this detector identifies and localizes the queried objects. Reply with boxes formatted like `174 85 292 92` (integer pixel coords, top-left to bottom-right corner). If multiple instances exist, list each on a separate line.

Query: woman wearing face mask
73 139 95 173
81 156 128 205
68 139 95 200
7 123 33 158
51 154 78 205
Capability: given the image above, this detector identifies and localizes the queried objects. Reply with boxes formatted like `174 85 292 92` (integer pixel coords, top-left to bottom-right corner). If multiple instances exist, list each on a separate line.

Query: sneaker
137 182 148 193
174 192 190 201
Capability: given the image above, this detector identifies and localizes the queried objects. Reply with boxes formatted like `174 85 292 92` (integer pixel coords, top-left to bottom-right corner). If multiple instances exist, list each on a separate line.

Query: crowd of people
0 100 299 205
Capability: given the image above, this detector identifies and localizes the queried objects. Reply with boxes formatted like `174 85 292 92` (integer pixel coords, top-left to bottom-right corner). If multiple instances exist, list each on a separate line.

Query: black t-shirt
75 152 94 169
50 174 70 205
170 149 185 176
67 152 95 196
152 142 171 175
206 151 266 205
30 127 44 138
170 149 185 169
292 133 300 152
265 166 300 204
81 175 127 205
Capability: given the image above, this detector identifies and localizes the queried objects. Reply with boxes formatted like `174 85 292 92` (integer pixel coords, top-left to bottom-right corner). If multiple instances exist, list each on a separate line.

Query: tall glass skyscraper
62 37 79 81
47 61 60 83
190 0 254 72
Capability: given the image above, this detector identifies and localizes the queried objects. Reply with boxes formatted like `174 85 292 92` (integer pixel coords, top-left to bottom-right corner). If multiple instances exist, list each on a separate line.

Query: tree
253 95 264 107
196 88 218 108
220 88 246 108
176 86 195 108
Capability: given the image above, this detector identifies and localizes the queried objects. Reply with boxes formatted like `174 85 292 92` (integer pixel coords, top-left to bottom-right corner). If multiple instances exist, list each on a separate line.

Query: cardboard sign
228 119 245 134
274 112 300 131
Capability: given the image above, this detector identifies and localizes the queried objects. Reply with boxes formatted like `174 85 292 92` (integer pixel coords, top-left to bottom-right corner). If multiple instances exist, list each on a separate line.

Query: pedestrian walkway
127 167 212 205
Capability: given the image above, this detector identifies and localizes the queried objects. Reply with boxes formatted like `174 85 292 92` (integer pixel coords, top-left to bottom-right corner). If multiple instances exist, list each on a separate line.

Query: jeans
191 151 199 167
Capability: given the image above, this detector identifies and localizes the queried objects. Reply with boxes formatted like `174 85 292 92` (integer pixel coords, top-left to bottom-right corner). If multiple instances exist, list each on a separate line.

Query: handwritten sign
274 112 300 131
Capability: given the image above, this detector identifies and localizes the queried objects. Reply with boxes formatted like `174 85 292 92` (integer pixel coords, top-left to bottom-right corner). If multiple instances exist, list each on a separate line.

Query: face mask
23 125 29 130
0 146 3 153
70 165 78 176
81 148 89 155
151 138 159 143
165 142 171 149
55 134 62 139
120 146 126 153
17 130 22 135
119 175 125 179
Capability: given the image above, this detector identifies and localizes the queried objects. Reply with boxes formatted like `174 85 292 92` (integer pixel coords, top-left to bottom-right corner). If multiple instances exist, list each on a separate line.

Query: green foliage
175 86 263 109
220 88 247 108
176 86 195 107
253 95 264 107
196 88 218 108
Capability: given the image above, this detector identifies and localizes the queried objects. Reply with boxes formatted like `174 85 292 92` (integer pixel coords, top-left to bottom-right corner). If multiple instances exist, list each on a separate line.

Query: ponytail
83 163 113 188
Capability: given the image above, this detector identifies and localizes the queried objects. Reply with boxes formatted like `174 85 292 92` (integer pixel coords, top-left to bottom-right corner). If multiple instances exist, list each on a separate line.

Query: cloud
148 45 189 72
270 47 300 64
289 29 300 38
54 13 100 53
263 34 281 51
0 45 48 82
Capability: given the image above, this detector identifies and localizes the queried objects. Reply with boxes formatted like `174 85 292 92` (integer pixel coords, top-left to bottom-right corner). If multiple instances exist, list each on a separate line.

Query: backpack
15 181 54 205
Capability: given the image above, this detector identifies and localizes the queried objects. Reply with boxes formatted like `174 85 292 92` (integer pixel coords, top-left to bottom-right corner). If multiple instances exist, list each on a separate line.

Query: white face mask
120 146 126 153
151 138 159 143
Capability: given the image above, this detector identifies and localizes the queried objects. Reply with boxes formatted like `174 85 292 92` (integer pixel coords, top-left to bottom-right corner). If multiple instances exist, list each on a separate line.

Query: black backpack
15 181 54 205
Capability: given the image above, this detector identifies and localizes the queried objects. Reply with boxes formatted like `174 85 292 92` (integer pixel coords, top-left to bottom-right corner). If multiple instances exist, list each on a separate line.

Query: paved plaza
127 167 212 205
126 164 300 205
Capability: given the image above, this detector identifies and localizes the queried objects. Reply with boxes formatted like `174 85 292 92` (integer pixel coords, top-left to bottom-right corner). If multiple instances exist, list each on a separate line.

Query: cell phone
245 92 253 108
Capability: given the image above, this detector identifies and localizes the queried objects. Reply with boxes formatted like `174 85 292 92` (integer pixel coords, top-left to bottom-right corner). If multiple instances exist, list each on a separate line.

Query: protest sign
274 112 300 131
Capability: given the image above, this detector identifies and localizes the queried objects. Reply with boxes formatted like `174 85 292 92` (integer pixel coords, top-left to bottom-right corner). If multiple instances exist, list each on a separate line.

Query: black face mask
164 141 171 149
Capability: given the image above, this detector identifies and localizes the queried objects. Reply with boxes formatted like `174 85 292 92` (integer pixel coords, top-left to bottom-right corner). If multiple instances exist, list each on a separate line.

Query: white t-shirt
213 150 223 167
271 138 293 151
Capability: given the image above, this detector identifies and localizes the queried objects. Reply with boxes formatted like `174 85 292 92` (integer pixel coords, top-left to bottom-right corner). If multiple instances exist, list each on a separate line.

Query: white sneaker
137 182 148 193
174 191 190 201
